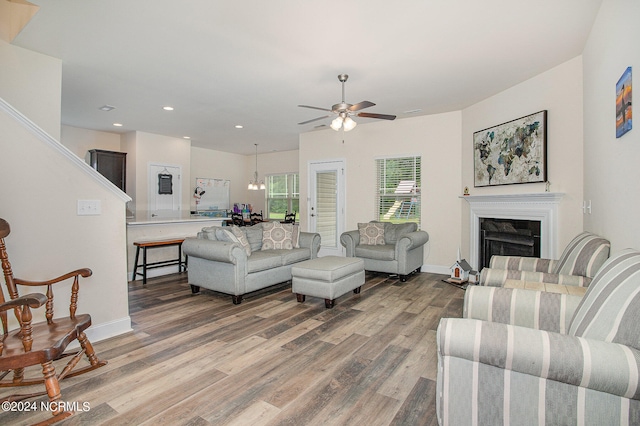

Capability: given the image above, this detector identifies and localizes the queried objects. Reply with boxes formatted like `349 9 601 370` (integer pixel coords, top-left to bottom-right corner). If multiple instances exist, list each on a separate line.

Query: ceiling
12 0 602 156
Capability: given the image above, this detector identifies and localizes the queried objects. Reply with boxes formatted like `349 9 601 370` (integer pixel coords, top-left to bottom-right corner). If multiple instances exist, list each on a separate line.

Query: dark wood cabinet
88 149 127 192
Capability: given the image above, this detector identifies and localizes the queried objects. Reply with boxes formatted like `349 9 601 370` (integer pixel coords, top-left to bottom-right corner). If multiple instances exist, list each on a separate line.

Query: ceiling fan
298 74 396 131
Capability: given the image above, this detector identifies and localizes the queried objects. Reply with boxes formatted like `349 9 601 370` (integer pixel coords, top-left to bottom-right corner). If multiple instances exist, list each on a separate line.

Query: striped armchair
437 249 640 425
480 231 610 288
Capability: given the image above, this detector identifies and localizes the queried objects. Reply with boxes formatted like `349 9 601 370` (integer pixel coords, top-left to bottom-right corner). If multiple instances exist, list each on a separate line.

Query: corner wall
299 112 462 272
460 56 585 261
583 0 640 252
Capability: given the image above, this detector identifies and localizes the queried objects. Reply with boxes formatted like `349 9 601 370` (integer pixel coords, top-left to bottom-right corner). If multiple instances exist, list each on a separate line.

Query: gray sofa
182 223 321 304
340 221 429 281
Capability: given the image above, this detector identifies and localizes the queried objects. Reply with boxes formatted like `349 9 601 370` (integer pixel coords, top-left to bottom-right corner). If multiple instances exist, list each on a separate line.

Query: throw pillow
262 222 293 250
229 225 252 256
291 224 300 248
358 222 385 245
244 224 264 252
214 227 251 256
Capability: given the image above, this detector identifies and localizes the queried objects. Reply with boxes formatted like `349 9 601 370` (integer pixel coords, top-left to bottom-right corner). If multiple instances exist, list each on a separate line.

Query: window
266 173 299 220
375 156 421 225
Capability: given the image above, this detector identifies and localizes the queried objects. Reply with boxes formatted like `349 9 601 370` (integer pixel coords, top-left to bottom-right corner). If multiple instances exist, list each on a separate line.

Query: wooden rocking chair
0 218 107 424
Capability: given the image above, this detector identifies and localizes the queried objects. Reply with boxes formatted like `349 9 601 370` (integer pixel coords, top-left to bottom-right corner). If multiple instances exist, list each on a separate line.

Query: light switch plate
77 200 101 215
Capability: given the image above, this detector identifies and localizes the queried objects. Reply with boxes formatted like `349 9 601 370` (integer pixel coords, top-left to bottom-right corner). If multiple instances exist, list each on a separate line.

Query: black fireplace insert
479 218 541 270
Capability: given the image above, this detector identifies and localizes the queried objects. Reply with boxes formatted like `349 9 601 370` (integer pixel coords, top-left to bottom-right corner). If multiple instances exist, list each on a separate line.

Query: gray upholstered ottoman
291 256 365 308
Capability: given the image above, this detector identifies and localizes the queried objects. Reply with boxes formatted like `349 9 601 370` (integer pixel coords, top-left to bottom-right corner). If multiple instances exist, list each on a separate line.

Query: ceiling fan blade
357 112 397 120
348 101 376 112
298 115 330 125
298 104 332 112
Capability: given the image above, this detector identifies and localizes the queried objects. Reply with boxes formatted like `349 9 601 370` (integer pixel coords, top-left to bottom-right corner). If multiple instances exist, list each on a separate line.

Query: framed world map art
473 110 547 187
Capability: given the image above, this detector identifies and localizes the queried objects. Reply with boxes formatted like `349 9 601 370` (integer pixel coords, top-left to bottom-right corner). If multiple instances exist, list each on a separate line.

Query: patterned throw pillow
262 222 293 250
214 227 251 256
358 222 385 245
229 226 252 256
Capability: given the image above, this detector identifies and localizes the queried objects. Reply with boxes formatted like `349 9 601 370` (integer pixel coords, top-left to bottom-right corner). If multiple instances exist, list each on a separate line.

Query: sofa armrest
396 230 429 251
463 285 583 333
488 255 557 273
182 237 246 264
437 317 640 400
479 268 591 287
340 230 361 257
299 232 321 258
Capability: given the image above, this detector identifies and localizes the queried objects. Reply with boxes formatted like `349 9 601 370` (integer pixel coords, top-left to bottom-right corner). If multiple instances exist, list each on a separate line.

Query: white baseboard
420 264 450 275
67 316 133 349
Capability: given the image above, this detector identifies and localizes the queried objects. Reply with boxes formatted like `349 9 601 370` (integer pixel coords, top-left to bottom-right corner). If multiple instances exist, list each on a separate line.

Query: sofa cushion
355 244 396 261
569 249 640 350
278 247 311 266
247 250 283 273
358 222 385 245
383 222 417 244
243 224 264 251
291 224 300 248
200 226 222 240
262 222 293 250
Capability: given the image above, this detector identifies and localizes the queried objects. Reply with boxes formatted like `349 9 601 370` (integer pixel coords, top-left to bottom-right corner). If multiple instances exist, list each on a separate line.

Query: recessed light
235 125 243 129
113 123 123 127
163 106 174 111
183 136 191 139
99 105 115 111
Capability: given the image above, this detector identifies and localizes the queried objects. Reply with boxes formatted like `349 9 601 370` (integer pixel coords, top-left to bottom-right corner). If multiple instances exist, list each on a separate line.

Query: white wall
190 146 249 212
0 102 131 340
460 56 585 260
0 40 61 140
244 149 300 215
583 0 640 252
0 44 131 342
130 131 192 213
300 112 462 272
61 124 122 161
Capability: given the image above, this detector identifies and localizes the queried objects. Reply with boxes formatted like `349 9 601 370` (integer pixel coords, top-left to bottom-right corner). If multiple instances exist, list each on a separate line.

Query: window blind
375 156 421 225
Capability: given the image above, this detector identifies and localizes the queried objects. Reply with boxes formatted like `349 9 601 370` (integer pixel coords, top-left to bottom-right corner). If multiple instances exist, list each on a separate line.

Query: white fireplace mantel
461 193 565 270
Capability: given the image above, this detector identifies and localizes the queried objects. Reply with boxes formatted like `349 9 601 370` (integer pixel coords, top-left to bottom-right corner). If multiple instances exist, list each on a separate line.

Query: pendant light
248 143 265 190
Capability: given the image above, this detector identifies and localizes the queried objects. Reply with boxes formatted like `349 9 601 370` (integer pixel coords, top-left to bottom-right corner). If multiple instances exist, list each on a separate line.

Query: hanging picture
158 173 173 195
473 110 547 187
616 67 632 138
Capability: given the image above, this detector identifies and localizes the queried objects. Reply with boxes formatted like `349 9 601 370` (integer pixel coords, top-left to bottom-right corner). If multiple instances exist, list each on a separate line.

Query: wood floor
1 270 464 426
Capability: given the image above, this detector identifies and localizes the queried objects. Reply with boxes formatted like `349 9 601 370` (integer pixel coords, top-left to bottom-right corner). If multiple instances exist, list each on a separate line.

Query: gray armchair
340 221 429 281
437 249 640 425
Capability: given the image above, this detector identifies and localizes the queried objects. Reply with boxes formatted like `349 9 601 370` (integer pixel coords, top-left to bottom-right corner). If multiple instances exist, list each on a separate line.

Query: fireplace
479 218 541 270
462 193 564 270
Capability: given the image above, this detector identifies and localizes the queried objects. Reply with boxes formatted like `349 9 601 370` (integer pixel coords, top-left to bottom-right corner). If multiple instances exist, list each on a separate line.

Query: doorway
148 163 182 217
308 159 346 257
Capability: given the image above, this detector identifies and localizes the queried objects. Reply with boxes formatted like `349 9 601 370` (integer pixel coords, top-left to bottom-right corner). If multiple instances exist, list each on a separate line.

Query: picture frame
616 67 632 138
473 110 547 187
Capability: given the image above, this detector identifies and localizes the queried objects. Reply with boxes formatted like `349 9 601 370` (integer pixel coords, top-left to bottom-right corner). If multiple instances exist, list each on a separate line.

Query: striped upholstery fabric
480 268 590 287
437 318 640 425
464 285 583 334
479 232 610 288
437 249 640 425
489 255 557 273
569 249 640 350
554 232 611 278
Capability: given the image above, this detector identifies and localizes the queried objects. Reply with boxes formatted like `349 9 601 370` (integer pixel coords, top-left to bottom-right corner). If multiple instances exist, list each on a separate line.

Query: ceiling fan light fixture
343 116 357 131
330 116 343 131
